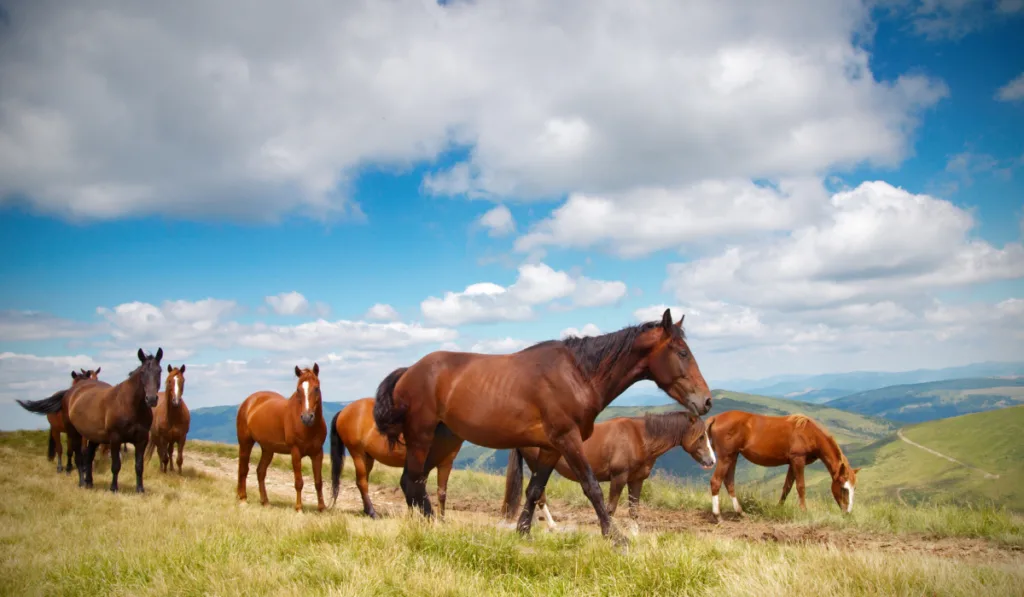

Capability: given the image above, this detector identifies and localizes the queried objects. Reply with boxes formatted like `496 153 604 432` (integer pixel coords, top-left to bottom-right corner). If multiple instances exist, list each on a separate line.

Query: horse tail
47 433 57 461
501 448 525 521
329 410 345 510
16 390 66 415
144 439 156 465
372 367 409 451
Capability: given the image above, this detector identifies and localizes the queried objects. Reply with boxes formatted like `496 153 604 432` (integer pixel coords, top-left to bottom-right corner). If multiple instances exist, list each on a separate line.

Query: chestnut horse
503 411 717 528
706 411 861 520
145 364 190 473
236 364 327 511
373 309 712 542
329 396 461 519
31 368 100 473
16 348 163 492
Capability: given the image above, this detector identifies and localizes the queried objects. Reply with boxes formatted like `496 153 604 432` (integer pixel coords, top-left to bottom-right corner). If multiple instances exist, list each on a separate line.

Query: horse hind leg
423 424 463 520
353 452 378 518
725 459 743 515
237 438 255 503
256 448 274 506
515 449 558 535
607 472 628 517
551 430 624 545
175 439 185 473
401 421 439 518
627 480 643 519
779 465 796 505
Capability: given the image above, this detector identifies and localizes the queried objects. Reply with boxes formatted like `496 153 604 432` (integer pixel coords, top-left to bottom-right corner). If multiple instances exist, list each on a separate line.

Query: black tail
17 390 67 415
47 433 56 462
329 410 345 510
501 448 524 521
372 367 409 451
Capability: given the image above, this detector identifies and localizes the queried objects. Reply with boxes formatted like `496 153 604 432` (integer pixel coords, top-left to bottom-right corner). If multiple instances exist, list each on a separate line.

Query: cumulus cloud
560 323 602 338
364 303 400 322
0 310 99 341
996 72 1024 102
882 0 1024 41
469 337 532 354
420 263 626 326
0 0 946 221
477 205 515 237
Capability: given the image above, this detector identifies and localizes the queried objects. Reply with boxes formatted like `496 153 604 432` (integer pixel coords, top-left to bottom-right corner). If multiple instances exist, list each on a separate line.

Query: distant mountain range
721 361 1024 400
824 377 1024 423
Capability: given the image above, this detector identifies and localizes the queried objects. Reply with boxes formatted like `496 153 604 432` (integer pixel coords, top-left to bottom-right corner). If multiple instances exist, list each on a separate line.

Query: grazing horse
16 348 163 493
145 364 190 473
329 396 461 519
503 411 717 528
37 368 100 473
706 411 861 520
373 309 712 542
236 364 327 512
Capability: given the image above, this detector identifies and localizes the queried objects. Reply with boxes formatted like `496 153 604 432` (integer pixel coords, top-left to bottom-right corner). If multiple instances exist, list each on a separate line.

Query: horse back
237 391 292 449
339 397 403 464
65 380 118 441
709 410 818 465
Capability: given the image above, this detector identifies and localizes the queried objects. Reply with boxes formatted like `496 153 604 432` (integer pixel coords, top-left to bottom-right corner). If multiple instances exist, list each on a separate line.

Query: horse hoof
136 487 145 494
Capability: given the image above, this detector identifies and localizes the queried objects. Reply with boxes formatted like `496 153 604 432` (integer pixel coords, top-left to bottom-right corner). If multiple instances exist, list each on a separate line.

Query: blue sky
1 0 1022 429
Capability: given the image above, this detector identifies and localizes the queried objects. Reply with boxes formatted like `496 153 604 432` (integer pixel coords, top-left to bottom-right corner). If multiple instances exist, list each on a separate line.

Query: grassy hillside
454 390 896 484
1 430 1022 596
826 378 1024 423
188 401 352 443
779 406 1024 513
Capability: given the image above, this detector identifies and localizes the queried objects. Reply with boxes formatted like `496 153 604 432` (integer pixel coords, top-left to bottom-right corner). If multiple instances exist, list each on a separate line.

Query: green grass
2 432 1023 596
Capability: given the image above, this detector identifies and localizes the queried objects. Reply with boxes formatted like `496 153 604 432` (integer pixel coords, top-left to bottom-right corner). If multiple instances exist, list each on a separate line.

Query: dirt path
897 429 1000 479
185 449 1023 567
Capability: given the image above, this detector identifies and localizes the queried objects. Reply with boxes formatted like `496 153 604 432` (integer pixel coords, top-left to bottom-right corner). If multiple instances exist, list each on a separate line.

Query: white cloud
364 303 400 322
560 323 601 339
236 319 456 353
996 72 1024 102
0 0 946 221
477 205 515 237
420 263 626 326
664 181 1024 311
516 178 828 258
882 0 1024 41
265 291 309 316
469 337 531 354
0 310 98 341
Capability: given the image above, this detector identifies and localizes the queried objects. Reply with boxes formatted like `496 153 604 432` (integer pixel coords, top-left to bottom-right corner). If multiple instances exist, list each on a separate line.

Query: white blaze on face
705 434 716 465
844 481 854 513
174 377 181 402
712 494 720 516
302 381 310 411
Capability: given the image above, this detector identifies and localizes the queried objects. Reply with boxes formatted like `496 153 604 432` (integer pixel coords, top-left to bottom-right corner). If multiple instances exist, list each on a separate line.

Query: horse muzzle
300 413 315 427
145 395 159 408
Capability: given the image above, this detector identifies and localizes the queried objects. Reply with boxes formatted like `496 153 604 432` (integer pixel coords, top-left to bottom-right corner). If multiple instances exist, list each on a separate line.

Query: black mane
643 411 696 446
522 319 683 379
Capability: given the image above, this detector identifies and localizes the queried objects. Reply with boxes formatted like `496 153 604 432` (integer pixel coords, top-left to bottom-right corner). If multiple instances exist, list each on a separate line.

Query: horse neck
639 413 689 460
591 352 649 408
812 426 845 479
117 369 147 408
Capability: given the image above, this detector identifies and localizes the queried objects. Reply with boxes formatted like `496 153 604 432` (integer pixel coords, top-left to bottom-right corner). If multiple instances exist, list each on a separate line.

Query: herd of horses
18 309 860 543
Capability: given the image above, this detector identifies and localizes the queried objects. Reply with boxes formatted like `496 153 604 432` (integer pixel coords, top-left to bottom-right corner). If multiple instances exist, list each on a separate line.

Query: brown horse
17 348 163 492
38 368 100 473
706 411 861 520
236 364 327 511
503 411 717 528
373 309 712 542
145 364 190 473
329 396 461 519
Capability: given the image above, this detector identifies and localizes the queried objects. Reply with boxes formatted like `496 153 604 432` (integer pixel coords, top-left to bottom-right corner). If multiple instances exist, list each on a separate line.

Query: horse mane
787 414 811 429
523 320 682 379
789 414 848 465
642 411 694 446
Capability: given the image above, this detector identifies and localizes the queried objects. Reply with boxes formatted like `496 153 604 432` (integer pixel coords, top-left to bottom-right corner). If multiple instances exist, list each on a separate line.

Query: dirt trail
186 451 1023 567
897 429 1000 479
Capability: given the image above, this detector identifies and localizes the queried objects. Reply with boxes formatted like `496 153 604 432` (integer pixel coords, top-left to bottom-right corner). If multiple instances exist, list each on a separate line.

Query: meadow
2 430 1022 597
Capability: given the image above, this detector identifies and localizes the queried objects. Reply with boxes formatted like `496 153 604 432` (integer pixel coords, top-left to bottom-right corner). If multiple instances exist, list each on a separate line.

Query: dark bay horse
17 348 163 492
706 411 861 520
503 411 716 528
329 396 461 519
373 309 712 542
236 364 327 511
37 368 100 473
145 364 190 473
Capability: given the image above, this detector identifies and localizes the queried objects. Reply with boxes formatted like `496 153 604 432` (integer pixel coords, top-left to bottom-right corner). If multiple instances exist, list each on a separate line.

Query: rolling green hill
826 378 1024 423
453 389 896 483
780 406 1024 512
188 401 351 443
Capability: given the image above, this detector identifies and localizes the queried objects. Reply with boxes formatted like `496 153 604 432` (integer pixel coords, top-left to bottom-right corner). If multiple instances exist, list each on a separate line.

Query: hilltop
778 406 1024 512
825 378 1024 423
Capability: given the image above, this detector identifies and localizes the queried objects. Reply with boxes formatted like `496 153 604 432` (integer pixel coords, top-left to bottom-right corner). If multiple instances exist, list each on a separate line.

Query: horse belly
443 406 548 450
740 449 790 468
68 398 108 443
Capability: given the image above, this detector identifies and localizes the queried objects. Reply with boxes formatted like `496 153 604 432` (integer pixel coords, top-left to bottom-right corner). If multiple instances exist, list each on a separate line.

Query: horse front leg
290 448 305 512
627 480 644 519
175 438 185 473
552 430 624 544
779 465 796 505
791 457 808 511
607 471 628 517
109 441 122 493
134 437 147 493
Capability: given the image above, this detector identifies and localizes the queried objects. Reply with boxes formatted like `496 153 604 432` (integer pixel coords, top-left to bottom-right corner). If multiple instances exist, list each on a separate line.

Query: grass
2 430 1023 596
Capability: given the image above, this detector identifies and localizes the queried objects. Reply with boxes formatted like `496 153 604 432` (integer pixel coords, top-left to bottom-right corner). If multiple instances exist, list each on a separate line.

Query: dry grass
2 431 1023 597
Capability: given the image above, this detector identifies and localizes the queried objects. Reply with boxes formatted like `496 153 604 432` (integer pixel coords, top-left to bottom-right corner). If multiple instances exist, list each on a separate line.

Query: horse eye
678 350 688 359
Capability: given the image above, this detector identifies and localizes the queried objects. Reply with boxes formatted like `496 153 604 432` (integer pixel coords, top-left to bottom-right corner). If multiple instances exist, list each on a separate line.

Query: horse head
642 308 713 416
71 367 101 384
294 362 322 427
136 348 164 407
165 364 187 406
831 459 862 514
680 415 717 470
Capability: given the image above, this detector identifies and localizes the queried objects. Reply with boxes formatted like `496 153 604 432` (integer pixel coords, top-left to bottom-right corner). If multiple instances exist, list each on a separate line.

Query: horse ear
295 365 302 377
168 364 173 373
72 371 79 380
180 364 186 374
95 367 101 375
313 362 319 376
138 348 146 362
675 314 685 328
155 347 163 362
838 461 848 477
661 308 673 332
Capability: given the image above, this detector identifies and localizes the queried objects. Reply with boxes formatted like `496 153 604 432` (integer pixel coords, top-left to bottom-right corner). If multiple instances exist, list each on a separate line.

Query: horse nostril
704 397 713 411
